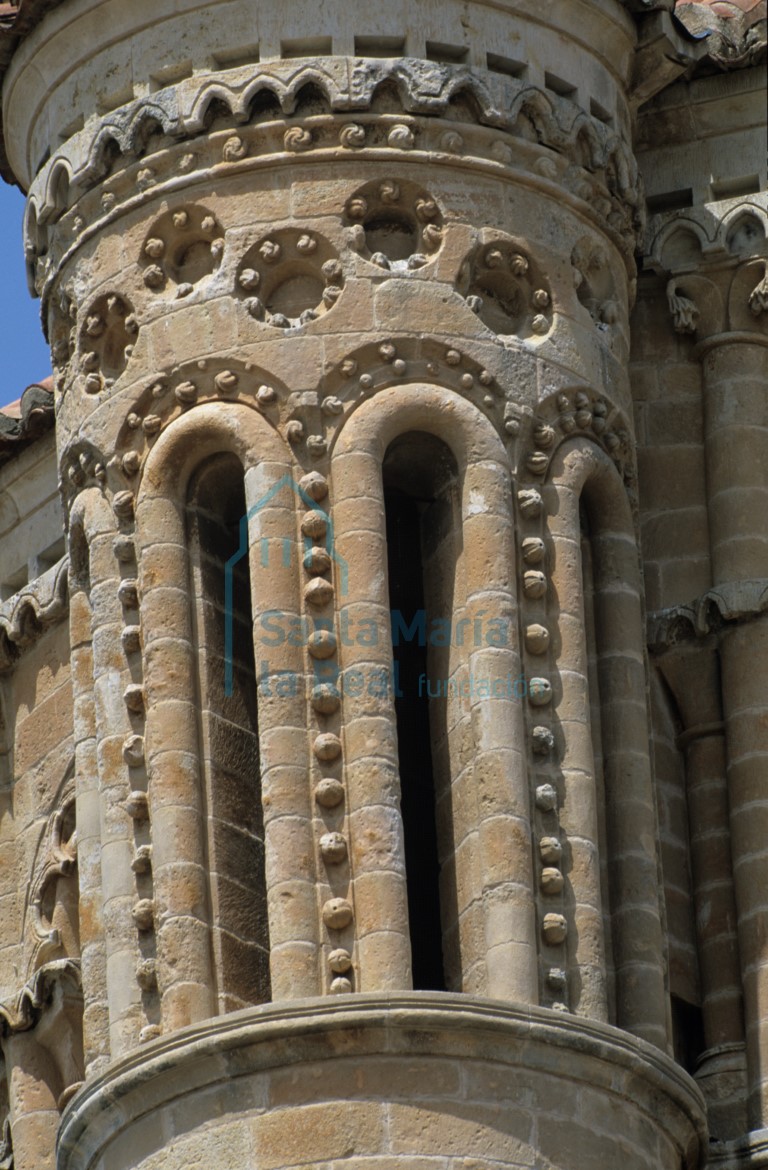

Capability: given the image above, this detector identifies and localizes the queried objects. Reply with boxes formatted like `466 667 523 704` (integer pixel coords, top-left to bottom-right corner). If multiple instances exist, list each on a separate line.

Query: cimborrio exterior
0 0 766 1166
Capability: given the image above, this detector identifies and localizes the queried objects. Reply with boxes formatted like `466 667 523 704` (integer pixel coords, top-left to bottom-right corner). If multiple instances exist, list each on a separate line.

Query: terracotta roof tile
0 378 54 465
674 0 767 64
675 0 767 25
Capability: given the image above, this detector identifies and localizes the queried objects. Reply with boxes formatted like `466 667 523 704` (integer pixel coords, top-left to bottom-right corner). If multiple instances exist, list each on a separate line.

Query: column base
58 992 706 1170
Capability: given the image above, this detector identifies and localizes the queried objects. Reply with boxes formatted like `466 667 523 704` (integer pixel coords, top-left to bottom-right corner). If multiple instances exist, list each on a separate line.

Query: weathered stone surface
0 0 763 1164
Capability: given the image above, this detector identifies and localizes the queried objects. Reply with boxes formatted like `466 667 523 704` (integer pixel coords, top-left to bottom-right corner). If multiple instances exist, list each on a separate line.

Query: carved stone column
701 333 768 1133
2 1031 58 1170
652 638 745 1138
662 228 768 1130
0 963 84 1170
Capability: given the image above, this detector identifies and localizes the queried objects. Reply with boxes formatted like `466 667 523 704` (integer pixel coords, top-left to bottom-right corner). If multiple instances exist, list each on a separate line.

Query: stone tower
0 0 765 1167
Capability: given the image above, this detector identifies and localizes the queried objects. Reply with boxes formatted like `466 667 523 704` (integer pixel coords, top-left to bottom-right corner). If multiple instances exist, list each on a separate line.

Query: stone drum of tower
1 0 707 1167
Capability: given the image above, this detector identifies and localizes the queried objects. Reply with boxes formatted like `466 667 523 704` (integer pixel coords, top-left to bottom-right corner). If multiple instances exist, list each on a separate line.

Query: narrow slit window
646 189 694 214
383 432 461 992
187 452 270 1014
544 71 577 99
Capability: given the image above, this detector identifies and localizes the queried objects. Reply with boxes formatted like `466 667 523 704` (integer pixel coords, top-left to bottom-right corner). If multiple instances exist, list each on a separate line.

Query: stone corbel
666 279 699 333
0 960 80 1038
648 579 768 652
630 9 708 110
0 558 69 672
673 3 768 70
27 790 77 974
748 261 768 316
0 960 84 1117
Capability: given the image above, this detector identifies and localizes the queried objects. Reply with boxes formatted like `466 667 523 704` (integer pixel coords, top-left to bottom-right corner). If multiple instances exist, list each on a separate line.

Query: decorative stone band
695 329 768 358
647 578 768 653
0 959 80 1036
89 346 502 512
60 351 631 533
645 198 768 280
56 992 707 1170
0 556 69 671
27 55 641 295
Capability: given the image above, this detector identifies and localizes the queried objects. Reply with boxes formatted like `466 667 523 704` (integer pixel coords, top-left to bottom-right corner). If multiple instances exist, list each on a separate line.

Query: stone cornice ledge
0 555 68 670
57 992 707 1170
648 578 768 652
0 957 80 1034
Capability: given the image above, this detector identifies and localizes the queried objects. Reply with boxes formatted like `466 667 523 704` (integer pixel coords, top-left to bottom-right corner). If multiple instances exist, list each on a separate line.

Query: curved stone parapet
57 992 707 1170
4 0 636 190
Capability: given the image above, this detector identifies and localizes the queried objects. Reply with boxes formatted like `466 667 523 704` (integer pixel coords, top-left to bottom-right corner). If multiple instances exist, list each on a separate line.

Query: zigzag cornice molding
27 56 640 244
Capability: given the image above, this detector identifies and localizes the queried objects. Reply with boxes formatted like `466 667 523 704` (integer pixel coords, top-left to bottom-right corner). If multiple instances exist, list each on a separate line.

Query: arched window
331 385 537 1001
186 452 270 1013
548 438 667 1045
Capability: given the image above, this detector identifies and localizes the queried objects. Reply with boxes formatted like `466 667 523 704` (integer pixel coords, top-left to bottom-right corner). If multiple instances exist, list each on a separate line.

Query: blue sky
0 181 52 408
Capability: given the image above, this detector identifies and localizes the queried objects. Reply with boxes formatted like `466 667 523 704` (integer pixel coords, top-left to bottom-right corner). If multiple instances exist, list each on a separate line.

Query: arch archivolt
327 383 538 1000
513 429 668 1046
55 333 637 1017
134 403 324 1012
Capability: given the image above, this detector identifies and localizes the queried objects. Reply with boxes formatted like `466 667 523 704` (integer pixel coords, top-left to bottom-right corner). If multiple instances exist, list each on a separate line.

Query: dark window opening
281 37 333 59
646 188 694 214
426 40 469 65
580 498 616 1022
187 453 271 1013
354 35 407 58
486 52 527 79
711 174 760 201
383 433 460 992
589 97 613 125
544 71 577 99
671 995 706 1073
